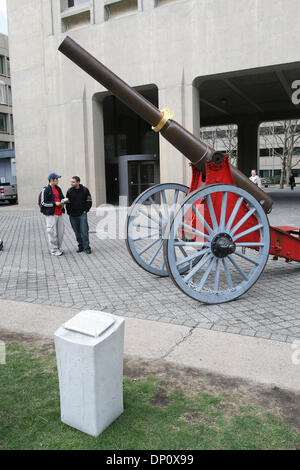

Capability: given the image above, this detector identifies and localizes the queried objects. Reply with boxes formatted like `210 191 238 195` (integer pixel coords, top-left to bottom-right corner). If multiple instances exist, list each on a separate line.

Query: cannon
59 37 300 304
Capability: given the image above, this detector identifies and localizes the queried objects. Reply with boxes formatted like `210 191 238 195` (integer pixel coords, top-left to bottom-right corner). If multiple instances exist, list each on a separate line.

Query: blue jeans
69 213 90 250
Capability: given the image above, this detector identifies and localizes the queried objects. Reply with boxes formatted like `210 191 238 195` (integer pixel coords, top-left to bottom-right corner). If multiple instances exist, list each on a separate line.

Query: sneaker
76 247 84 253
85 248 92 254
52 250 63 256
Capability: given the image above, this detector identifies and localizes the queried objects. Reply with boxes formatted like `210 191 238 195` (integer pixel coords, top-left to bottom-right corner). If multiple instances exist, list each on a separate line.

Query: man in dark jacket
289 173 296 190
41 173 65 256
66 176 92 254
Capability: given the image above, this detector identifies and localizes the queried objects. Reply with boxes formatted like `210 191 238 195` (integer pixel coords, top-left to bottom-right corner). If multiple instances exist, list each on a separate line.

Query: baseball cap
48 173 61 180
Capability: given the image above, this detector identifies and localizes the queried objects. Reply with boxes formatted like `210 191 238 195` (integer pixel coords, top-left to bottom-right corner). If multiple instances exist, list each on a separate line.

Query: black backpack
38 188 46 213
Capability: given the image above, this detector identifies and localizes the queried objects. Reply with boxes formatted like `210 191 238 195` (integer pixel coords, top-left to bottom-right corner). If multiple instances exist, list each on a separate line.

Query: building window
7 86 12 106
61 0 91 31
0 141 9 149
156 0 178 6
105 0 138 21
0 114 7 133
68 0 89 7
0 56 3 75
6 58 10 77
10 115 13 134
0 82 7 105
260 148 271 157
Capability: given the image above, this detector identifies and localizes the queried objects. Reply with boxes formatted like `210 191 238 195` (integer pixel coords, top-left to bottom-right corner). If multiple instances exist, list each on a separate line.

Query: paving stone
255 332 272 340
211 325 229 333
239 329 256 337
225 326 243 334
1 208 300 344
270 334 288 343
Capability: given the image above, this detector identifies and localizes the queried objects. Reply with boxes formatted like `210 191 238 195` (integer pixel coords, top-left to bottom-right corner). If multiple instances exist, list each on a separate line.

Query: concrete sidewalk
1 298 299 393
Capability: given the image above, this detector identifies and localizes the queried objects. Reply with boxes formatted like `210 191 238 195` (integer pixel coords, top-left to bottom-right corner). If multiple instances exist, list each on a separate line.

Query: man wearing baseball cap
40 173 65 256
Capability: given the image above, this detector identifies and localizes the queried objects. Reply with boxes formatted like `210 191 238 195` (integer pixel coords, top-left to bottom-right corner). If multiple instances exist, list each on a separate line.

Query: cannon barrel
58 36 272 213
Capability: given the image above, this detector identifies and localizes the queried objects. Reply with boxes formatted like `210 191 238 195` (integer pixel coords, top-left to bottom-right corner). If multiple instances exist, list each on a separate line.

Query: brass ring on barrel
152 108 174 132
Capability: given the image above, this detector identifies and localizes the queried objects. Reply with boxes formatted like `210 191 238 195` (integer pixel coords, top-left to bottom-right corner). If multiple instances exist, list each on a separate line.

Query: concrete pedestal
54 310 125 437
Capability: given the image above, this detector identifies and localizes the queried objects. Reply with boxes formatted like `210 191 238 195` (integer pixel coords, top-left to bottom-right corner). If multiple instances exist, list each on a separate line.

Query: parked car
0 183 18 204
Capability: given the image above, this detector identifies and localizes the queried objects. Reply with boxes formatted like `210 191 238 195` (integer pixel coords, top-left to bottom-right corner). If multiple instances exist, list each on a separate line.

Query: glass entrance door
128 161 156 204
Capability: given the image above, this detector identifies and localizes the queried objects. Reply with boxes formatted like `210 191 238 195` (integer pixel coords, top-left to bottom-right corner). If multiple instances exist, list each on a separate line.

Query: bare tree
200 125 238 166
260 120 300 189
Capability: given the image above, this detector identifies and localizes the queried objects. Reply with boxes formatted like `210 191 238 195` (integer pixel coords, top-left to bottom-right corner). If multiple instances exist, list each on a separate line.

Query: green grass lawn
1 343 300 450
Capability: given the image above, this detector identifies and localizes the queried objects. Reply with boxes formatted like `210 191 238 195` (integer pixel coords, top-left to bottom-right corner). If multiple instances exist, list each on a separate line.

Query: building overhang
0 149 15 159
196 62 300 127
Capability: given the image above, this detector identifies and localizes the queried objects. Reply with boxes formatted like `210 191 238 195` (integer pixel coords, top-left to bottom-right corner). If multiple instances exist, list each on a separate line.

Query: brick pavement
0 191 300 344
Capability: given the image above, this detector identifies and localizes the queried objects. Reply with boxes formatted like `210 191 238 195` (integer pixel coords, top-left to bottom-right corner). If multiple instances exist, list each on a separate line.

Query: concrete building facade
7 0 300 205
0 33 13 151
0 33 15 192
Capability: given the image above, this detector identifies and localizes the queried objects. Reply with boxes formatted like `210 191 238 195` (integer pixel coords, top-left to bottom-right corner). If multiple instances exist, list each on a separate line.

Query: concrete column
94 0 105 24
140 0 156 11
52 0 65 35
237 119 260 178
158 81 198 188
182 82 200 188
41 0 54 37
91 96 107 206
118 157 128 206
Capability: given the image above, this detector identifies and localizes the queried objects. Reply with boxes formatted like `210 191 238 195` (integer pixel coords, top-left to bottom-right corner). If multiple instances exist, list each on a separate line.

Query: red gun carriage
59 37 300 304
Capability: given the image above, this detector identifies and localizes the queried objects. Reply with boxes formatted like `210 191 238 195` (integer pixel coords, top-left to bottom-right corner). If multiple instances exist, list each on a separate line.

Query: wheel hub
211 232 236 258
